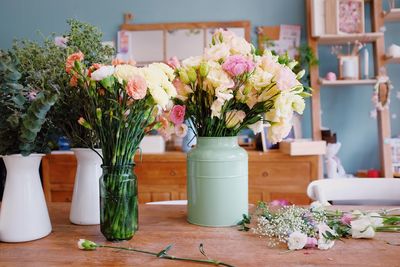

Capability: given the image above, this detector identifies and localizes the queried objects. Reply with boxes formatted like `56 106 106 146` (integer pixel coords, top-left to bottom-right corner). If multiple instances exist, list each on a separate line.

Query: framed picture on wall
119 20 251 65
325 0 365 34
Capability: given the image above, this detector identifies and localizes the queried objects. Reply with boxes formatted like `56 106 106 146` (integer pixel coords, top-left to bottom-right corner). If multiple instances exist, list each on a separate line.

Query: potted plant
173 29 311 227
0 47 57 242
48 20 115 225
66 56 185 241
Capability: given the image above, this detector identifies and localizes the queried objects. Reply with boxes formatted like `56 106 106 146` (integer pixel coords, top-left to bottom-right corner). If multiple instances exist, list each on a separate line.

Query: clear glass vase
99 164 138 241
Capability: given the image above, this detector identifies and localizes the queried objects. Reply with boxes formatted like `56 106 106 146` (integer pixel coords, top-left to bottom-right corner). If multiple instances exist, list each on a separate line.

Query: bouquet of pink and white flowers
66 53 186 241
171 29 310 141
244 201 400 251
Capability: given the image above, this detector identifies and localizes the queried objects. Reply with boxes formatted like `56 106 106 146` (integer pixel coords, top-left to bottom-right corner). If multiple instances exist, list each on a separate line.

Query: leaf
156 244 174 258
12 94 26 107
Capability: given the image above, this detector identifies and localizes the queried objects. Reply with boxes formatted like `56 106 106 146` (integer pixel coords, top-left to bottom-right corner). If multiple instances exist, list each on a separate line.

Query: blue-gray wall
0 0 399 174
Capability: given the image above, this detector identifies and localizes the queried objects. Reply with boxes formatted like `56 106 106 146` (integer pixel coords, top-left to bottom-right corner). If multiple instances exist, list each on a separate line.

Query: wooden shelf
384 8 400 22
316 32 383 45
319 78 377 86
385 55 400 64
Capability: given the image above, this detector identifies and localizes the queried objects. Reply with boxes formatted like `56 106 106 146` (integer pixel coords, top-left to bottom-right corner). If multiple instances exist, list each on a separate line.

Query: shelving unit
306 0 393 177
317 32 384 45
319 78 377 86
384 8 400 22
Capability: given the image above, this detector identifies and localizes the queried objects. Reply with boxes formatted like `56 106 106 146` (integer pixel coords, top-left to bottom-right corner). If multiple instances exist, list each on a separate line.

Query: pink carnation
222 55 255 77
126 75 147 100
169 105 186 125
167 56 181 69
340 213 353 225
304 237 318 248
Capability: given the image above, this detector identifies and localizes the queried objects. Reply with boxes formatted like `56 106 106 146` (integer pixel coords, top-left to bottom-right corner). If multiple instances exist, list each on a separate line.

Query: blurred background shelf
384 8 400 22
319 78 377 86
316 32 384 45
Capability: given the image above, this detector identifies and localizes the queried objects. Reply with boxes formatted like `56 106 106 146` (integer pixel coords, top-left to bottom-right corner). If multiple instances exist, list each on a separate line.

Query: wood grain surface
0 203 399 267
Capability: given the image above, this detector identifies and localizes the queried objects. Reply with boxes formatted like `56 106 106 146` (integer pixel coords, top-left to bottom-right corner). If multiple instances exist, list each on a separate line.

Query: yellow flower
114 64 142 83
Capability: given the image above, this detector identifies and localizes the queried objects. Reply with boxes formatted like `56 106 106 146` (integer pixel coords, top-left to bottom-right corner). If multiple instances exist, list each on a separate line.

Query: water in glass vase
99 164 138 241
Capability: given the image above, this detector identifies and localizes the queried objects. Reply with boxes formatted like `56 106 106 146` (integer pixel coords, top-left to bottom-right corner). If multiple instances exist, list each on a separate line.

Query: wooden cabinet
42 151 319 204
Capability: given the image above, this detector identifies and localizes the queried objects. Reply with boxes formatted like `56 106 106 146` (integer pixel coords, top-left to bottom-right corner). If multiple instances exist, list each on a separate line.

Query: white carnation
204 43 230 61
287 231 307 250
91 65 115 81
114 64 141 83
182 56 203 68
351 216 376 239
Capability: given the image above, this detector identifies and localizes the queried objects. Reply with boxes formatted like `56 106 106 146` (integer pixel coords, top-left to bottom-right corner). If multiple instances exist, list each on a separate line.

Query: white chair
307 178 400 205
146 200 187 205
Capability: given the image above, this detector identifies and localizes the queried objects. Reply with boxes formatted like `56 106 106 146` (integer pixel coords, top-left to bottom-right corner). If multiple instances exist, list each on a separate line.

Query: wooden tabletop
0 203 399 267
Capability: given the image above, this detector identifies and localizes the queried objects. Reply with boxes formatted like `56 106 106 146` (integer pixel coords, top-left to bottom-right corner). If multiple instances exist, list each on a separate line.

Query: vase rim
197 136 238 139
71 148 102 152
0 153 45 158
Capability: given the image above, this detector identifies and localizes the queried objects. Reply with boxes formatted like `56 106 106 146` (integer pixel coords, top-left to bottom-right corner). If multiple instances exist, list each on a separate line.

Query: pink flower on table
169 105 186 125
126 75 147 100
270 199 291 207
65 51 84 74
340 213 353 225
222 55 255 77
167 56 181 69
304 237 318 248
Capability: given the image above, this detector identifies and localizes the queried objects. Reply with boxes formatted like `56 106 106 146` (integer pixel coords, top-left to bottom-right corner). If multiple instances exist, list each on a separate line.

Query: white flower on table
310 201 331 211
317 223 336 250
77 239 98 250
351 216 376 239
287 231 308 250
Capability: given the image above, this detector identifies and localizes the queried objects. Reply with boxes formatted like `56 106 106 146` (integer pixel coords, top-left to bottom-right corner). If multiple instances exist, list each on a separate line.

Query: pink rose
304 237 318 248
169 105 186 125
340 213 353 225
222 55 255 77
167 56 181 70
126 75 147 100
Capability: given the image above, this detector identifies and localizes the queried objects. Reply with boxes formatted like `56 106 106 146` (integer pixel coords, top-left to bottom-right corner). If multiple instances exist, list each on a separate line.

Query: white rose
114 64 142 83
366 212 384 228
204 43 230 61
274 66 301 91
351 216 376 239
260 52 281 75
287 231 308 250
211 99 224 119
317 223 336 250
148 62 175 81
206 62 234 89
91 65 115 81
148 83 170 109
248 120 264 134
182 56 203 68
229 36 252 55
290 94 305 115
249 67 273 90
225 110 246 129
267 117 293 144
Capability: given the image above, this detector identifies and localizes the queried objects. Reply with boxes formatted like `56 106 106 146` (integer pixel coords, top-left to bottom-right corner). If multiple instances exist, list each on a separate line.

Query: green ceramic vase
187 136 248 227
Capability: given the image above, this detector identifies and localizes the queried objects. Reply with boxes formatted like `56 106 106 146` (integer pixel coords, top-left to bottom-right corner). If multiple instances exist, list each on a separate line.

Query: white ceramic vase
69 148 102 225
0 154 52 242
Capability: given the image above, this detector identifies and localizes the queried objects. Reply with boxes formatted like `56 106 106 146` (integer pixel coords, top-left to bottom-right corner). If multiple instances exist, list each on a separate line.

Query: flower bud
296 69 305 80
178 69 190 84
78 117 92 130
187 67 197 83
288 60 298 70
96 108 102 123
199 62 209 77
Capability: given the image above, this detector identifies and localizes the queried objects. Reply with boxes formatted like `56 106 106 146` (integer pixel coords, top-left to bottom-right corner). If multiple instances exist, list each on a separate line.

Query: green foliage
294 44 319 86
0 50 58 155
49 19 115 148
